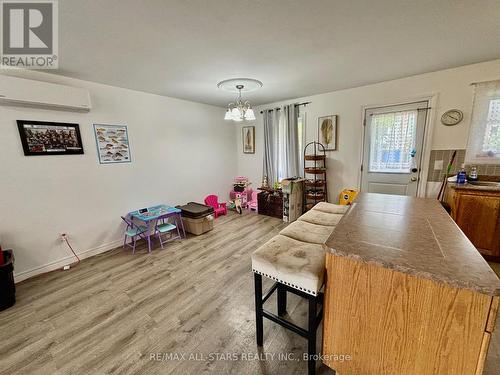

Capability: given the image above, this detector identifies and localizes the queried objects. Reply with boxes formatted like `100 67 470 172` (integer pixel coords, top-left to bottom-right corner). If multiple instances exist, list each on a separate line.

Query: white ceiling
56 0 500 107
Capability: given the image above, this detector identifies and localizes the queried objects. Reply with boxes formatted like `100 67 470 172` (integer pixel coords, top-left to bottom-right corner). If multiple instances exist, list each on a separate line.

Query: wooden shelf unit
303 141 328 211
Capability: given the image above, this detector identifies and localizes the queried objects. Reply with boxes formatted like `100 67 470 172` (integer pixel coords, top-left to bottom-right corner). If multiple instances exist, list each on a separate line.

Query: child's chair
204 194 227 218
155 214 181 248
247 191 258 212
121 215 148 254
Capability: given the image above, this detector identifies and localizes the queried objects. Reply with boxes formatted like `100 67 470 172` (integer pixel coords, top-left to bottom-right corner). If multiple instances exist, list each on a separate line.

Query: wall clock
441 109 463 126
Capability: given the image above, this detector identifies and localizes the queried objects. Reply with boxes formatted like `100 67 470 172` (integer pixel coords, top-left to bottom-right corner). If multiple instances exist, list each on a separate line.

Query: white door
361 101 428 196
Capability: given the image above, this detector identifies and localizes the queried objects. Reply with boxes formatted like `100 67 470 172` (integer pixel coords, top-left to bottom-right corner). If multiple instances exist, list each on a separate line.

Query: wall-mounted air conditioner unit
0 74 91 112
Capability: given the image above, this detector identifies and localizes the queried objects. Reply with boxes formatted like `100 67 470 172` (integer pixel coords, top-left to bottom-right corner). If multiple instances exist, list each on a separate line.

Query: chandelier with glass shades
217 78 263 122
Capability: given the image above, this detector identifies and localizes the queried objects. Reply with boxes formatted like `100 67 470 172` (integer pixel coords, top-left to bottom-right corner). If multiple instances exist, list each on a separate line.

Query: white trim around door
358 95 437 197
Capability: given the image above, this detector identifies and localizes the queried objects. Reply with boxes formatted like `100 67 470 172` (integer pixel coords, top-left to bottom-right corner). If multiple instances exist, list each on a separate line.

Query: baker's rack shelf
303 141 328 211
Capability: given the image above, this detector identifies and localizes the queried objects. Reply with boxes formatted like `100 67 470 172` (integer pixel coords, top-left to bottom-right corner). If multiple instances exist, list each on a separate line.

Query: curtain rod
259 101 311 114
369 107 431 116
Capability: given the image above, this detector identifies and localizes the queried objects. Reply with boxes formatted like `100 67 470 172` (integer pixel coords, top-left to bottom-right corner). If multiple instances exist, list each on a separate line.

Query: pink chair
247 191 258 212
204 195 227 218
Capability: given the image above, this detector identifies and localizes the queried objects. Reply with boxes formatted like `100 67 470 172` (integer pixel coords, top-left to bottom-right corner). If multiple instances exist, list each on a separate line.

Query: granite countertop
324 193 500 296
449 175 500 192
449 182 500 192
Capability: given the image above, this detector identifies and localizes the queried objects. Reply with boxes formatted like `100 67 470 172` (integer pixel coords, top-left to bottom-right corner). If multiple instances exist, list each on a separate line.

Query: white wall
0 70 235 281
236 59 500 201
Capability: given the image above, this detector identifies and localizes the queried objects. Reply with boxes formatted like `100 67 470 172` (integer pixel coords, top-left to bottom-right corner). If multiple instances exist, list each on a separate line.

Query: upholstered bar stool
311 201 349 215
298 209 344 227
251 235 326 375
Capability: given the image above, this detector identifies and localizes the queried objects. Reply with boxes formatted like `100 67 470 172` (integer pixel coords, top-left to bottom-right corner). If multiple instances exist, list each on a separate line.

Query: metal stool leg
307 294 317 375
254 273 263 346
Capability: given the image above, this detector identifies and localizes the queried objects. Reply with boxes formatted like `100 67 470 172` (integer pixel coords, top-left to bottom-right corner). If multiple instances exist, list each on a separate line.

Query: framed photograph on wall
17 120 84 156
93 124 131 164
242 126 255 154
317 115 337 151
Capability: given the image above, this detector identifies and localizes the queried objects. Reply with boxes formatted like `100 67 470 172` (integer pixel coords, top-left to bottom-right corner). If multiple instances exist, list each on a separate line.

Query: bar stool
251 234 326 375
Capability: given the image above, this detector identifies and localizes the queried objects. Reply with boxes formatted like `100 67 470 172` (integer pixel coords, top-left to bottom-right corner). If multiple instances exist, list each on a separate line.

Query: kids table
129 204 185 252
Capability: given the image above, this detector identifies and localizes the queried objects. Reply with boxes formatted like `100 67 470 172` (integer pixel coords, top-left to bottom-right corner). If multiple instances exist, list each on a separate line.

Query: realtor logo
1 0 58 69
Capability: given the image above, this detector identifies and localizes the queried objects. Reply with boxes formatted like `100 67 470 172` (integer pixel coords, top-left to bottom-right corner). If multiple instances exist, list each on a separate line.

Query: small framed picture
17 120 84 156
318 115 337 151
93 124 131 164
242 126 255 154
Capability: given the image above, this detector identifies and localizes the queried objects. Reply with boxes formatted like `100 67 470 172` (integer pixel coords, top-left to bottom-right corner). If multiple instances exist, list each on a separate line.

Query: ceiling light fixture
217 78 262 122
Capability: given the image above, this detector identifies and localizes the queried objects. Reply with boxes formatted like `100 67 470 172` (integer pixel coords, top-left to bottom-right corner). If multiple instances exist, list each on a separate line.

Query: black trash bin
0 249 15 311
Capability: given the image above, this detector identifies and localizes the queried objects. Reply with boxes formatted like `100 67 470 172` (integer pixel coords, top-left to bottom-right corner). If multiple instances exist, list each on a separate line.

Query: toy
339 189 358 205
228 195 243 214
204 195 227 218
230 176 252 208
234 195 243 214
261 175 269 188
247 191 258 212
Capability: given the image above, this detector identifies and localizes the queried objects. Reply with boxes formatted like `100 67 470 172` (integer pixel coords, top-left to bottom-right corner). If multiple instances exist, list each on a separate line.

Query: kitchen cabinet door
454 194 500 256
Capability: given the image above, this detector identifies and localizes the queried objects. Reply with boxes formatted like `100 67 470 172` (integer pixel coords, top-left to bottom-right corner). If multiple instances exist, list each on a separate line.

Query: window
263 106 305 185
275 107 305 182
369 110 417 173
482 99 500 155
466 80 500 164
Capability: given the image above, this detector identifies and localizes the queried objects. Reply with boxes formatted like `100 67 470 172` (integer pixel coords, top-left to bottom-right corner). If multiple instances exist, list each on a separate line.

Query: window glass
466 80 500 164
481 98 500 156
369 110 417 173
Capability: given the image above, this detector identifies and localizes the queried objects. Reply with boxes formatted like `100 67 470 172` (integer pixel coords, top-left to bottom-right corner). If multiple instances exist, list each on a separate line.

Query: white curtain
369 110 417 172
276 105 300 181
466 80 500 164
262 109 278 186
262 105 302 185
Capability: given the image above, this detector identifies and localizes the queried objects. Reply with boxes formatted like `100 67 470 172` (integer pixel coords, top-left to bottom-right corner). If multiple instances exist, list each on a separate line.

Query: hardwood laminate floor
0 211 498 375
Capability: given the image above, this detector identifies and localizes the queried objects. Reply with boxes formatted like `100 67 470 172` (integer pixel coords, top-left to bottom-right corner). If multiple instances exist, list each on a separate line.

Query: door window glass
369 110 418 173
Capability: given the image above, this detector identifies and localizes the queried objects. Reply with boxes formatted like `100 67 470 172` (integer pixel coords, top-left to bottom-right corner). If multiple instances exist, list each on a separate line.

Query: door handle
410 177 418 182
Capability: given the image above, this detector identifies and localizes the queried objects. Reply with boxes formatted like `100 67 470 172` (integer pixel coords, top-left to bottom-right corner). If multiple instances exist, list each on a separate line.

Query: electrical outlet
434 160 444 170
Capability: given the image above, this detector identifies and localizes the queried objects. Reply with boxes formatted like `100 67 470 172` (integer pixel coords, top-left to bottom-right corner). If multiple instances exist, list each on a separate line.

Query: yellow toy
339 189 358 205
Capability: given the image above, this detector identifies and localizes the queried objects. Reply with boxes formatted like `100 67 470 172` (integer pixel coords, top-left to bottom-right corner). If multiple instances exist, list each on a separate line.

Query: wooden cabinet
257 189 283 219
447 188 500 260
323 255 499 375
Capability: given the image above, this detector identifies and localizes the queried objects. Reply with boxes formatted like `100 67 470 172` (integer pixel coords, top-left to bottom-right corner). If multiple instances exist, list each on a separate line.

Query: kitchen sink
468 181 500 187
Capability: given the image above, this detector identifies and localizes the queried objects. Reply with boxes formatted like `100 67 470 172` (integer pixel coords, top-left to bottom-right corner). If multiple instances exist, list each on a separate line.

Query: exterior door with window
361 101 428 196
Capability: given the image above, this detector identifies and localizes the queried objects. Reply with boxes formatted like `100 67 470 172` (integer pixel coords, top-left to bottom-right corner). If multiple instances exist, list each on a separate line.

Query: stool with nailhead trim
251 234 325 375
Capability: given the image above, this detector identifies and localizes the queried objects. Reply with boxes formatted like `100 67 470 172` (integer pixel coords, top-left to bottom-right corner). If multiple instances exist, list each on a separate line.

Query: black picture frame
17 120 84 156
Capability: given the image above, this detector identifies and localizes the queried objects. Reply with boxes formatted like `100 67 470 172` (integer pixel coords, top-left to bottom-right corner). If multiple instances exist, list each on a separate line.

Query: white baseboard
13 239 123 283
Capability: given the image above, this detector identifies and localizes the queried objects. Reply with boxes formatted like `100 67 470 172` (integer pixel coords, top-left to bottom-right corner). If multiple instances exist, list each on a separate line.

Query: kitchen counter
324 192 500 296
448 175 500 192
322 192 500 375
449 182 500 192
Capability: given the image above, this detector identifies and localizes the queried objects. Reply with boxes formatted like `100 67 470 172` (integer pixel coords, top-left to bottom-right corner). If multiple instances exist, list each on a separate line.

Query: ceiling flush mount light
217 78 262 122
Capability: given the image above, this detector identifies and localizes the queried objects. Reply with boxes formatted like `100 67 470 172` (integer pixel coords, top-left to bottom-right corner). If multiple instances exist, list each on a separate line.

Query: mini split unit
0 75 91 112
